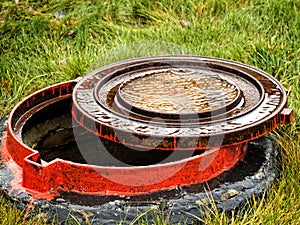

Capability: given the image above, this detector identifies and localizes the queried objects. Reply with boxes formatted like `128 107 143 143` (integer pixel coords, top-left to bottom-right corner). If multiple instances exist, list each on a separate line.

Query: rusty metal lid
72 55 292 150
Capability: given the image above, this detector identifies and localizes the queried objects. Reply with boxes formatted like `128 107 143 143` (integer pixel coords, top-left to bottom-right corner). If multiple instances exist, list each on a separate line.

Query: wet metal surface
119 71 239 113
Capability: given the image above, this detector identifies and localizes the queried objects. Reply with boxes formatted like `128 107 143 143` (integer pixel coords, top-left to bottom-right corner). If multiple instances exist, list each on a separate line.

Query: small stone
10 189 19 197
60 58 67 65
55 198 65 203
179 19 192 27
17 203 26 209
32 201 39 206
54 10 66 19
220 189 241 201
195 197 210 205
41 203 50 209
17 192 32 202
67 30 75 36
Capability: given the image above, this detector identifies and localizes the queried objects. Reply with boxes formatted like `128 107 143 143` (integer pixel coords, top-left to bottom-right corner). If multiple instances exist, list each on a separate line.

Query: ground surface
0 0 299 224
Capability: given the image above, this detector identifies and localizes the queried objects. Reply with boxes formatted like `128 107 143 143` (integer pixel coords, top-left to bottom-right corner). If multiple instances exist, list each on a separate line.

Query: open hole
22 98 203 167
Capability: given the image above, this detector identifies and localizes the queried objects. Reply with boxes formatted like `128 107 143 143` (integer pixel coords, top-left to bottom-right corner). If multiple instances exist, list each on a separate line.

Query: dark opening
22 98 202 167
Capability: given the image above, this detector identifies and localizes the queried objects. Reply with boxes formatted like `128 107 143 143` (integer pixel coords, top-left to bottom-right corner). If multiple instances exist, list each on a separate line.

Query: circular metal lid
114 70 241 119
72 55 290 150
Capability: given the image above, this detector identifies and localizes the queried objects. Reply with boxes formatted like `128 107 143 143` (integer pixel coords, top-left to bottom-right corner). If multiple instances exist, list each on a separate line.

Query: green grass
0 0 299 224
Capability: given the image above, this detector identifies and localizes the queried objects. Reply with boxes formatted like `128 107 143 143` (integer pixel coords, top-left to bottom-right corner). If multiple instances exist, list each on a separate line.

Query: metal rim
72 55 288 150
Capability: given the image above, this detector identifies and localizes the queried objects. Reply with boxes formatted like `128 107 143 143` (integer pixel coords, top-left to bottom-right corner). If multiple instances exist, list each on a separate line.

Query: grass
0 0 299 224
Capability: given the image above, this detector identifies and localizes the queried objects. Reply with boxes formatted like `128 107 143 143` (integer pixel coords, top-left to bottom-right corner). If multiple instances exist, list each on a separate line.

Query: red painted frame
1 81 248 198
